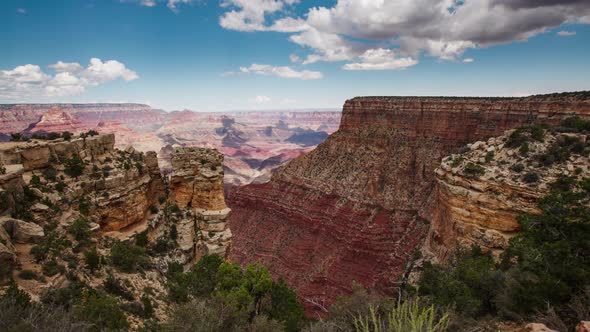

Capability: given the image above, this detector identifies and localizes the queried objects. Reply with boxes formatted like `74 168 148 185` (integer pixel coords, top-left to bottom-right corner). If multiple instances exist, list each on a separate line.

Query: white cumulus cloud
0 58 138 100
219 0 304 32
218 0 590 70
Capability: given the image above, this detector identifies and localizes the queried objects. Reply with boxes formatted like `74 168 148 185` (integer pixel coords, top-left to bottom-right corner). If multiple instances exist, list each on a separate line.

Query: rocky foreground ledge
0 133 232 321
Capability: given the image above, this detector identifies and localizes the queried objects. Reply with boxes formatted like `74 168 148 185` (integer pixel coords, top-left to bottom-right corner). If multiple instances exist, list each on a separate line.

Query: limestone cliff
169 148 232 258
0 134 164 232
228 95 590 314
428 126 590 260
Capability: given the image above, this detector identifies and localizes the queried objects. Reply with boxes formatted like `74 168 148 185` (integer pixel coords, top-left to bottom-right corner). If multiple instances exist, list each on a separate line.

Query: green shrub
55 181 66 192
110 241 149 273
41 280 86 309
419 177 590 330
523 172 540 183
74 293 129 331
152 238 171 254
18 269 38 280
84 247 100 271
530 125 546 141
0 165 5 175
510 164 524 173
78 197 91 215
560 117 590 132
519 142 529 155
419 247 501 318
42 167 57 181
68 218 91 242
506 129 527 148
164 256 305 330
30 174 41 187
104 274 134 301
135 231 149 247
170 224 178 241
485 151 494 162
353 300 449 332
10 133 23 142
61 131 73 141
141 294 155 318
42 259 66 277
64 156 85 178
463 163 485 178
135 162 144 174
450 157 464 168
149 205 158 214
1 281 31 308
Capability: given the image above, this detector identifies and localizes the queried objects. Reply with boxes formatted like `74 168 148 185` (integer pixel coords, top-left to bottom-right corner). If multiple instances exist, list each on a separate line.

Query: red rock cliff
228 95 590 315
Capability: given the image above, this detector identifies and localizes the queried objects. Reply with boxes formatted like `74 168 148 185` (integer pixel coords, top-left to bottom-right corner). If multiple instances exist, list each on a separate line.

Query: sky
1 0 589 111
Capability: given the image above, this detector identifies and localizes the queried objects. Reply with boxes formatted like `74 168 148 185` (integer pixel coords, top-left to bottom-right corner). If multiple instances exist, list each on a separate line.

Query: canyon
0 104 341 186
227 94 590 314
0 132 231 316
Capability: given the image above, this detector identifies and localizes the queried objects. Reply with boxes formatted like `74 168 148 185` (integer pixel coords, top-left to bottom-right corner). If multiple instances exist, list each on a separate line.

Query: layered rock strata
428 128 590 260
228 95 590 314
169 148 232 259
0 134 164 231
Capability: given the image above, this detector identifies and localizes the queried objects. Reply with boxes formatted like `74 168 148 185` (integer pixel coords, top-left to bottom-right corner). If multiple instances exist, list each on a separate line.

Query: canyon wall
228 95 590 314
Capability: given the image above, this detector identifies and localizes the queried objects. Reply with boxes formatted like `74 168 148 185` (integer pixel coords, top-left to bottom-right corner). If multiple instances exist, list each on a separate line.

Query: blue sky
1 0 589 111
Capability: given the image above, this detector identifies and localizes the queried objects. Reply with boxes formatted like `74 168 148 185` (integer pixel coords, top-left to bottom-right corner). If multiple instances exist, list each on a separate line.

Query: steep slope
228 95 590 314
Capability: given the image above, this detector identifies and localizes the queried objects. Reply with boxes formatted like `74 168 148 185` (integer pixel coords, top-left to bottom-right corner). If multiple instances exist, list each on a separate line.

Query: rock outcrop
0 134 164 231
228 95 590 314
29 107 85 134
169 148 232 258
428 128 590 260
1 217 45 244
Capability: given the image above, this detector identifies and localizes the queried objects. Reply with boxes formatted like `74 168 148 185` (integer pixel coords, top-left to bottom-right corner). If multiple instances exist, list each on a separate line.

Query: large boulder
1 218 45 244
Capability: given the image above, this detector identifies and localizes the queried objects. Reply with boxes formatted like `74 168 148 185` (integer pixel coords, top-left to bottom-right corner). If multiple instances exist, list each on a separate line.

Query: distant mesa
29 107 85 134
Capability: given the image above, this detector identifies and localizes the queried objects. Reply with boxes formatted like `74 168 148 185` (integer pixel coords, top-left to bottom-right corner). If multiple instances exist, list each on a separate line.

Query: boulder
2 218 45 244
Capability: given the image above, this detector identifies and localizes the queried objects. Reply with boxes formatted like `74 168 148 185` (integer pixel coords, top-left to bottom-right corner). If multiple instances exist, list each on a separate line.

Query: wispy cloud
557 30 576 36
463 58 474 63
249 95 272 103
225 64 323 80
16 8 26 14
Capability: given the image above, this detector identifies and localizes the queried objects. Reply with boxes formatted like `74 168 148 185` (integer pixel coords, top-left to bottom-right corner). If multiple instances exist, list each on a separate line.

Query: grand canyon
3 1 590 331
0 104 341 186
